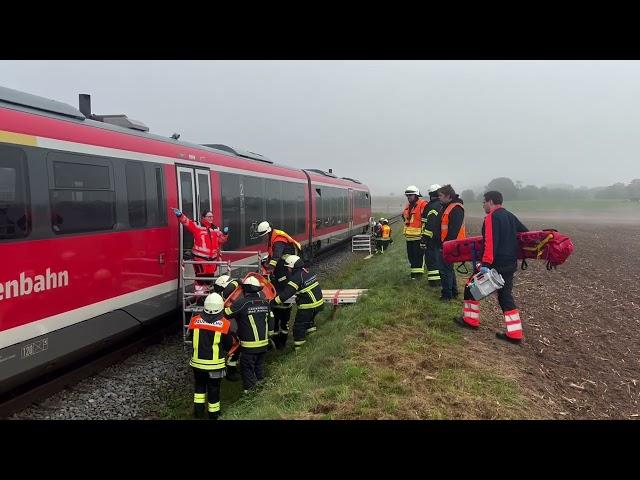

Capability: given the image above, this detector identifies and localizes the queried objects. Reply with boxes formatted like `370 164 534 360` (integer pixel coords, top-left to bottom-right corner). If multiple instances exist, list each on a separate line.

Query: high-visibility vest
268 229 301 258
381 224 391 239
440 202 465 241
402 199 428 239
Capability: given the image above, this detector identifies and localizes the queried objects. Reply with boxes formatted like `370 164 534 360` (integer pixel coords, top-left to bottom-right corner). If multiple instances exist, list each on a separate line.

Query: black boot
193 403 206 419
277 332 288 350
208 411 220 420
453 316 478 330
495 332 523 344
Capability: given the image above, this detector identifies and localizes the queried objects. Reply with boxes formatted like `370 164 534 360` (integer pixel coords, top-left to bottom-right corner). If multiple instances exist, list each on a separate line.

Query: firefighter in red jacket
402 185 429 279
453 191 529 344
173 207 229 297
437 184 466 301
255 221 301 349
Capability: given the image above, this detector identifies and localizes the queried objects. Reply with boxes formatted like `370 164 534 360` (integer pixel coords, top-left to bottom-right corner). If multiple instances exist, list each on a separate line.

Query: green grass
158 226 539 420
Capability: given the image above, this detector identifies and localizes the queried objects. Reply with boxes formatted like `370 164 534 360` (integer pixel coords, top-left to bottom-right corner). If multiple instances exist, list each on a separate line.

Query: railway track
0 316 178 419
3 225 402 419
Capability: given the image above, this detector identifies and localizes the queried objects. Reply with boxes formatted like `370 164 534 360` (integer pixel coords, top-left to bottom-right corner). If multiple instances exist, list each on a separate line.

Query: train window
126 162 147 227
54 161 110 189
155 167 167 225
282 181 297 235
50 159 115 234
265 179 282 229
197 172 211 219
243 176 265 246
0 145 30 240
314 187 323 228
294 183 306 235
220 172 241 250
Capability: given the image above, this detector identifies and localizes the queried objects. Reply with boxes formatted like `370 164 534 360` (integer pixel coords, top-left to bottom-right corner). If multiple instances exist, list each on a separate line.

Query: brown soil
461 218 640 419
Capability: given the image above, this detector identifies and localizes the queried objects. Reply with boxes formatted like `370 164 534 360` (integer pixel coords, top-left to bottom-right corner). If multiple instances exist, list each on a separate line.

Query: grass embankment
159 227 539 420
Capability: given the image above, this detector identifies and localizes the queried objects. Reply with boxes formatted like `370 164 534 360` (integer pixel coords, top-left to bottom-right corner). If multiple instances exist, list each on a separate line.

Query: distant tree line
458 177 640 202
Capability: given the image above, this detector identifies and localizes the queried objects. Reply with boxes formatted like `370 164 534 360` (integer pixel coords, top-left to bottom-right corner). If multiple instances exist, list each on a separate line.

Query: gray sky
1 60 638 195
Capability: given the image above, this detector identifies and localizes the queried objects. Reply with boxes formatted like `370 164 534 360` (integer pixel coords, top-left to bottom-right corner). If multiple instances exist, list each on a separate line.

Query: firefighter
453 191 529 344
212 275 241 381
172 208 229 299
271 255 323 351
421 184 443 288
224 277 274 393
213 274 240 300
376 218 392 253
437 184 465 301
188 293 233 420
256 221 301 349
402 185 429 279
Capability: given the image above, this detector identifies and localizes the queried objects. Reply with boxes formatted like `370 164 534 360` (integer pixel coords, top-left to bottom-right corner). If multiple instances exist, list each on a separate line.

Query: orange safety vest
381 224 391 239
402 199 428 239
440 202 465 241
268 228 301 258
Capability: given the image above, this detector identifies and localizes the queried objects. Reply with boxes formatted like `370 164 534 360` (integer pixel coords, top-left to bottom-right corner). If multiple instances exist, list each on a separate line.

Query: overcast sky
1 60 638 195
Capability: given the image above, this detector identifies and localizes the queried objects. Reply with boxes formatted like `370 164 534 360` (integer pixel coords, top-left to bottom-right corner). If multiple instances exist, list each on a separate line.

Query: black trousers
425 247 442 285
406 240 425 276
440 258 459 298
293 306 321 343
240 350 266 391
193 368 222 418
463 263 517 312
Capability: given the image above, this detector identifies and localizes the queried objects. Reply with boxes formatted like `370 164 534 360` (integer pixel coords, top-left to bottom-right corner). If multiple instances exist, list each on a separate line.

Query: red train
0 86 371 394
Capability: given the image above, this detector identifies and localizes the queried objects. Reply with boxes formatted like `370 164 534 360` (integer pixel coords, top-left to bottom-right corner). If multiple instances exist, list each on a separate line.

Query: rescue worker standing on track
437 185 465 301
421 184 443 288
256 221 301 349
224 277 274 393
212 275 241 382
188 293 233 420
453 191 529 344
172 207 229 298
402 185 429 279
271 255 323 351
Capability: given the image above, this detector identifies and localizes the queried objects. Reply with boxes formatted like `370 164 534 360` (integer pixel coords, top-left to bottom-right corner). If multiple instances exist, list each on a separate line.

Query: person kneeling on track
188 293 233 420
224 277 274 393
271 255 324 351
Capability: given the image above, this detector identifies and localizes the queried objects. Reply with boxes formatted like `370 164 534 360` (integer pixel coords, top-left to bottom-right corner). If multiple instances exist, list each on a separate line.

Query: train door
176 166 211 282
348 188 354 234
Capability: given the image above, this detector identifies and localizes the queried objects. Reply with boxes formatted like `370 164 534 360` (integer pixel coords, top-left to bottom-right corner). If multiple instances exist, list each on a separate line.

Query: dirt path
461 218 640 419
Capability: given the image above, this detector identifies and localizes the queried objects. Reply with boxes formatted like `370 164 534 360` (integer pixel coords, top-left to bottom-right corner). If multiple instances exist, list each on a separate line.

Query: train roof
0 86 369 189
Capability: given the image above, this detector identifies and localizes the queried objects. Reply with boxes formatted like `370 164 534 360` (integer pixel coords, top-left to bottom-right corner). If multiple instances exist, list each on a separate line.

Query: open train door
176 166 212 289
348 188 354 235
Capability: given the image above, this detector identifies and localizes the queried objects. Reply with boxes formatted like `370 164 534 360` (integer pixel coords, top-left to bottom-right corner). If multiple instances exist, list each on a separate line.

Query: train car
0 86 371 395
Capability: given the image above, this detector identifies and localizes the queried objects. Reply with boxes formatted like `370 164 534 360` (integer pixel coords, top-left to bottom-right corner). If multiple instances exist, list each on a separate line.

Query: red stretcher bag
443 229 574 269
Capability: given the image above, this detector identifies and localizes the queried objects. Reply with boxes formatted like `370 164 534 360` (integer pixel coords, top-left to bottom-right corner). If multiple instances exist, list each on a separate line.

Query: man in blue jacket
454 191 529 344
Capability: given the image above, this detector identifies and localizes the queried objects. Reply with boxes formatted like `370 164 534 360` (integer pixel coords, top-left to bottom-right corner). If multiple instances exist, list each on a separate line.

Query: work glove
223 226 229 234
479 266 490 275
172 207 182 217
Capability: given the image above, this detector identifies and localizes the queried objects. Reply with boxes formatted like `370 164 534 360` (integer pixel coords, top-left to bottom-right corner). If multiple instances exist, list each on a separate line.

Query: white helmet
214 275 231 289
404 185 421 196
203 293 224 314
256 221 271 237
284 255 303 269
428 184 442 194
241 276 262 293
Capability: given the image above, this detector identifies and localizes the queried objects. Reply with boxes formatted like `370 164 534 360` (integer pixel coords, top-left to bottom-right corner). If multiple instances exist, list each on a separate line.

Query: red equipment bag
442 229 574 270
